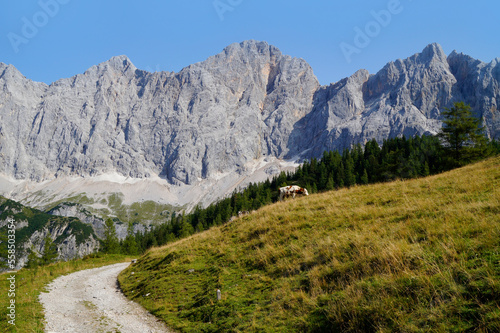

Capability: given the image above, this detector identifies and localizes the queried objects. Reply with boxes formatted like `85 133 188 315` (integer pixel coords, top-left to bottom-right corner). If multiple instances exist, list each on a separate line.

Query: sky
0 0 499 86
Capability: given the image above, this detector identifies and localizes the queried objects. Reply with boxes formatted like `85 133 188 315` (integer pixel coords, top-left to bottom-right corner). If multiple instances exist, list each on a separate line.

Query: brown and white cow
279 185 309 201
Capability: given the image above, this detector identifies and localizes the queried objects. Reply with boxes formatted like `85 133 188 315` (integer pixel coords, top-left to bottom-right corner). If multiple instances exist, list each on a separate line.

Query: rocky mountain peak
106 55 135 71
222 40 281 58
447 50 481 65
447 50 483 81
419 42 448 63
82 55 137 78
202 40 286 75
0 62 27 82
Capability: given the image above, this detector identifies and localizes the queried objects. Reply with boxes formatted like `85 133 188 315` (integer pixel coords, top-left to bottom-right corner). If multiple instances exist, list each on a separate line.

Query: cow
279 185 309 201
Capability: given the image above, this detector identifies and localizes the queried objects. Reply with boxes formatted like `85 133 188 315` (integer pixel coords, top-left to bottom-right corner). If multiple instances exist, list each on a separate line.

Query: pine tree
423 161 430 177
326 174 335 191
25 247 40 269
215 213 222 226
277 171 288 188
318 163 328 190
0 232 8 269
361 169 369 184
103 218 120 254
344 157 356 187
179 212 194 238
41 236 58 265
122 223 139 255
439 102 488 166
336 162 345 188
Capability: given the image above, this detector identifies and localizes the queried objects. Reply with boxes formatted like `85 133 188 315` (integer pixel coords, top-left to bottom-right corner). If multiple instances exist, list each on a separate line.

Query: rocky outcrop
18 223 100 268
447 51 500 139
0 196 100 270
47 203 148 240
0 41 499 209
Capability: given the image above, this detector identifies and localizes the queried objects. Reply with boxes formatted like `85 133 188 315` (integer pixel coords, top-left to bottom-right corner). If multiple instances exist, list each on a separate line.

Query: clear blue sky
1 0 498 86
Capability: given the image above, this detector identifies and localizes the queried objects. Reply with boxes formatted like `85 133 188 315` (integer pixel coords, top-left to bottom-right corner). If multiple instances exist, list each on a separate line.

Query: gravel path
39 262 172 333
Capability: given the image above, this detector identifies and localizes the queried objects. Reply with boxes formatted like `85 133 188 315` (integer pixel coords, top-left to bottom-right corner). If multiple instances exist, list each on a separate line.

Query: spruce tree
122 223 139 255
344 157 356 187
326 175 335 191
25 247 40 268
361 169 369 184
0 232 8 269
179 212 194 238
439 102 488 166
423 161 430 177
41 236 58 265
103 218 120 254
336 162 345 188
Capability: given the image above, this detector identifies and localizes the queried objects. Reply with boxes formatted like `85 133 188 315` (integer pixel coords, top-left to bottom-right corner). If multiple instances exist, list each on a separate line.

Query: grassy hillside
119 157 500 332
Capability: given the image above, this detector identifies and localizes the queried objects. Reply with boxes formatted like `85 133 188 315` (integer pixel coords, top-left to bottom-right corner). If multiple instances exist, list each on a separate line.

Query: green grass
105 195 178 225
39 193 96 211
118 157 500 332
0 254 133 333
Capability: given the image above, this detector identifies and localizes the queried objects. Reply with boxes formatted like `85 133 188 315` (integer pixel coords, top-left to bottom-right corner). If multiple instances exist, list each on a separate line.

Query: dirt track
39 262 172 332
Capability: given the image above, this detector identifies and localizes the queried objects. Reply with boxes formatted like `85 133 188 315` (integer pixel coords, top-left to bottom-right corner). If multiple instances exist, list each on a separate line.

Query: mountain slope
0 41 318 184
0 41 499 213
294 44 499 158
0 196 100 269
118 156 500 332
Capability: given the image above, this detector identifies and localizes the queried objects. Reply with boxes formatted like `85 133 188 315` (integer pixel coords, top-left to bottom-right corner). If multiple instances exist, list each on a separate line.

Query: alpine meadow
118 156 500 332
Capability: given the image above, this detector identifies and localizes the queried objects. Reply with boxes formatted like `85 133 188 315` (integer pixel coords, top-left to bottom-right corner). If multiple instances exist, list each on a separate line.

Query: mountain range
0 40 499 215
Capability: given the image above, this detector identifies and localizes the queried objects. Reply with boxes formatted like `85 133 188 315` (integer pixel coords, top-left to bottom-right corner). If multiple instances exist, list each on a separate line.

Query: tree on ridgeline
439 102 488 166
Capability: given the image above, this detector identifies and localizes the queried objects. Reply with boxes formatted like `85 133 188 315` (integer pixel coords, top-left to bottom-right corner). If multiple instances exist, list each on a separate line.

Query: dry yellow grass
119 157 500 332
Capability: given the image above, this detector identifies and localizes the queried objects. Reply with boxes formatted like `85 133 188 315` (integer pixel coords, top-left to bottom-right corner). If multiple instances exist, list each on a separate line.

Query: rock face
17 222 100 268
291 43 499 159
0 41 499 207
0 196 100 270
47 203 148 240
0 41 319 185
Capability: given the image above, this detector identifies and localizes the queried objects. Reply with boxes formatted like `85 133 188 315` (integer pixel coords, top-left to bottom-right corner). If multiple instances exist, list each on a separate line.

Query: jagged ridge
0 41 499 200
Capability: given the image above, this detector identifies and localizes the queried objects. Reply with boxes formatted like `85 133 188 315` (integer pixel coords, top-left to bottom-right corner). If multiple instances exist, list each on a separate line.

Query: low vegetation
119 157 500 332
0 253 133 333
